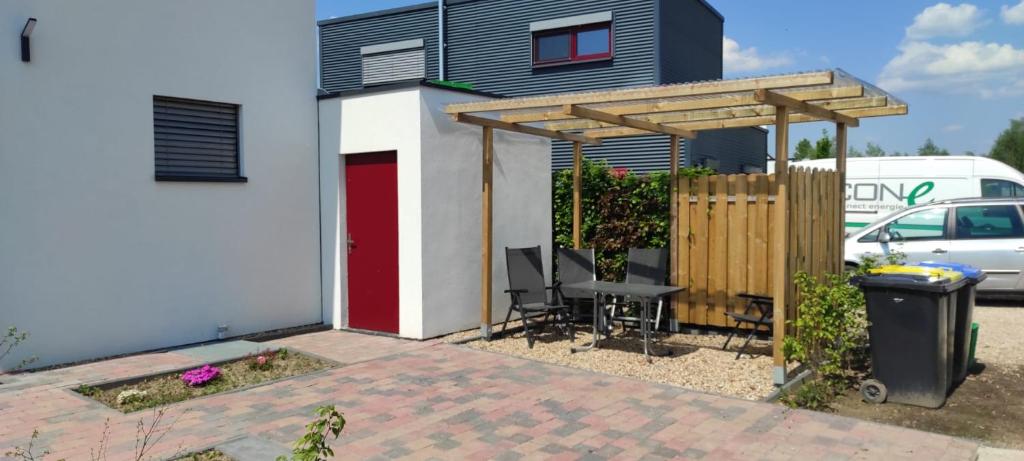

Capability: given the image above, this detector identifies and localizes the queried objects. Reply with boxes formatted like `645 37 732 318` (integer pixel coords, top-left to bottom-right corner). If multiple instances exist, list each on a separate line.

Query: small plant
277 405 346 461
855 251 906 275
1 326 38 371
247 349 279 371
5 429 52 461
181 365 221 387
76 384 100 396
116 389 148 406
782 271 869 409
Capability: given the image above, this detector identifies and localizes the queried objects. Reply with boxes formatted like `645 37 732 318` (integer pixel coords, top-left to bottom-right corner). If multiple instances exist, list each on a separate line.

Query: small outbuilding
317 81 552 339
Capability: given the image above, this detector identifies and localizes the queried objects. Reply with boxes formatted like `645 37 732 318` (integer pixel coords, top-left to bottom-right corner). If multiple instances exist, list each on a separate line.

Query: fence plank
692 176 710 326
728 176 747 317
710 175 729 326
677 177 691 323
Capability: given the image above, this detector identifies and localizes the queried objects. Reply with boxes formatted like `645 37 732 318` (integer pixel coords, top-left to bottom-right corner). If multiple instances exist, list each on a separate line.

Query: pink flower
181 365 221 387
256 356 267 366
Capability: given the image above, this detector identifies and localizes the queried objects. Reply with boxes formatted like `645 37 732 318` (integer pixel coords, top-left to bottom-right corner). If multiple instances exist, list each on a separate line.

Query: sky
317 0 1024 157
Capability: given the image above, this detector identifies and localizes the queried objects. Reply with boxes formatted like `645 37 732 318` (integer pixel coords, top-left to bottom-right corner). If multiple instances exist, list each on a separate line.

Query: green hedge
552 159 714 281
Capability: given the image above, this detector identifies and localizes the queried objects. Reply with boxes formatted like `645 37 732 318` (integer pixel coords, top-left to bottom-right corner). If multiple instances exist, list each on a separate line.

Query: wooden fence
674 167 843 331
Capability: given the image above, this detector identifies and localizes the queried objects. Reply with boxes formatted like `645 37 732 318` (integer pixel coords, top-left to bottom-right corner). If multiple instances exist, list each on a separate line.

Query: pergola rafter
580 104 907 139
501 85 866 124
448 69 907 385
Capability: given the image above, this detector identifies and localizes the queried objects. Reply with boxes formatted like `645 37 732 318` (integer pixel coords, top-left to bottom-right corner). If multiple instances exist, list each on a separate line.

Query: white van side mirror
878 230 892 244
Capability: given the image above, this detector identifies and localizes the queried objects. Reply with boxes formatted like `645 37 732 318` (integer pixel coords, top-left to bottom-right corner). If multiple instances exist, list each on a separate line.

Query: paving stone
0 329 981 461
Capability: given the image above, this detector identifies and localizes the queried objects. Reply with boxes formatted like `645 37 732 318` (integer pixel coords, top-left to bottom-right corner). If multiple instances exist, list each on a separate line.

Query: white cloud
944 124 964 132
722 36 792 74
878 40 1024 95
906 3 987 39
1003 0 1024 24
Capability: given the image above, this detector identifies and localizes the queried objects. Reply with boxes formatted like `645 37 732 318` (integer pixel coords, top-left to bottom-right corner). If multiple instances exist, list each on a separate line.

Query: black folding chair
722 293 773 359
556 248 601 333
609 248 670 332
502 246 573 348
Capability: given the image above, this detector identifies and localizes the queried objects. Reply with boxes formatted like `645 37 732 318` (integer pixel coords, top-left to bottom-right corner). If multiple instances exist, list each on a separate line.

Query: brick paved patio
0 330 980 460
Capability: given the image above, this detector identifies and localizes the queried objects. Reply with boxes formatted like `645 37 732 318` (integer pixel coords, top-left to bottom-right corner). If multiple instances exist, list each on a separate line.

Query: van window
981 179 1024 197
886 208 947 241
954 205 1024 239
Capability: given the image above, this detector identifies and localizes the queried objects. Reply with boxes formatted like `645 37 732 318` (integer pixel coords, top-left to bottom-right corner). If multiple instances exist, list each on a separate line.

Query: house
1 0 321 370
317 81 552 338
317 0 768 174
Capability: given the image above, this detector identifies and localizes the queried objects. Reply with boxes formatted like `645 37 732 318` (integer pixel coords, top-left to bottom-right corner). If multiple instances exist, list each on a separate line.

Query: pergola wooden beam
755 89 859 127
564 105 697 139
455 113 602 145
446 71 834 114
581 104 907 139
548 96 889 131
500 85 865 124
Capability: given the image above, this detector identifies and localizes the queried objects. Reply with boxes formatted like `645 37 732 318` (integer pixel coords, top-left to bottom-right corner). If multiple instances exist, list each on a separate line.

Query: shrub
552 158 714 280
781 271 869 408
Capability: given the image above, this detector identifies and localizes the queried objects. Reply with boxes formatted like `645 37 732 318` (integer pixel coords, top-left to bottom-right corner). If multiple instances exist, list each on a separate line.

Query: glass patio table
562 280 685 363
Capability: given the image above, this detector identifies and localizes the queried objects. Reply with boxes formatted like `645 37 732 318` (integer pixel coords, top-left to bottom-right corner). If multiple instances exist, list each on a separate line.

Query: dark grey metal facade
320 4 439 93
318 0 766 174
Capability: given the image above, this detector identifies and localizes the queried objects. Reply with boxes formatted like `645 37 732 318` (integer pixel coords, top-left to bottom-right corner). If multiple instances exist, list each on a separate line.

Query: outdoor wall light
21 17 37 62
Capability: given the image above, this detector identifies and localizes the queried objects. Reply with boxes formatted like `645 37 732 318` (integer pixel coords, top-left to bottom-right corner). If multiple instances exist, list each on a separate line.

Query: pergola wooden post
481 126 494 338
572 142 583 248
836 122 848 270
772 106 790 385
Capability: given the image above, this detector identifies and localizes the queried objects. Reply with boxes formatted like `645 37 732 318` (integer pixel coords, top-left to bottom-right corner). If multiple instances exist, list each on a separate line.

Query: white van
771 156 1024 231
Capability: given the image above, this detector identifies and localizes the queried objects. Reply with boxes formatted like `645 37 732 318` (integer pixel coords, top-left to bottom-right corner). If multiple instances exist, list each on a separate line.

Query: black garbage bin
854 266 967 408
918 262 987 385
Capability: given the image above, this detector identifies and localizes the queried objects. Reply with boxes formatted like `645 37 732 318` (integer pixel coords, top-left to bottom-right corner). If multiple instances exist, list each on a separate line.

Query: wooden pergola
446 69 906 381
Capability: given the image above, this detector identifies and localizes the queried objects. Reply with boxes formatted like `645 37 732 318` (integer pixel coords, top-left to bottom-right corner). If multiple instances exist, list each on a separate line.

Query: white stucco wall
318 89 424 338
418 87 552 338
0 0 320 370
320 85 552 340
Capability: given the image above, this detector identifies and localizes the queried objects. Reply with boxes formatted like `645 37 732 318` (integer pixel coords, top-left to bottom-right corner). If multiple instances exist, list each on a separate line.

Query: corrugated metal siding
319 6 438 92
153 96 240 179
657 0 722 84
362 48 426 85
552 136 681 174
446 0 657 96
686 128 768 173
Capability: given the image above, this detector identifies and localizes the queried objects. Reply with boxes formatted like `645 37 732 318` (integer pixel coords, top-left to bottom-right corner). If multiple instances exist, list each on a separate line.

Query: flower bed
75 348 333 412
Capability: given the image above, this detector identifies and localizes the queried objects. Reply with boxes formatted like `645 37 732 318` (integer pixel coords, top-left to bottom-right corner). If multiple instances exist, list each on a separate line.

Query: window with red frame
532 22 612 66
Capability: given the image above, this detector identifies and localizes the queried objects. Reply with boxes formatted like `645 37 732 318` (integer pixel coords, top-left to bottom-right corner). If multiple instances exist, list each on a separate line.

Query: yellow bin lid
868 265 964 283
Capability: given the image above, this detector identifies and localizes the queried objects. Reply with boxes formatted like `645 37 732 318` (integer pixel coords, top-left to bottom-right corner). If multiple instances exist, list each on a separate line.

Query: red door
344 152 399 334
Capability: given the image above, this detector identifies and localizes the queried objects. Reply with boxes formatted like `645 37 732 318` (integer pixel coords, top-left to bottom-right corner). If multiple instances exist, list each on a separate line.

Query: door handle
1016 247 1024 253
347 233 356 254
932 248 948 254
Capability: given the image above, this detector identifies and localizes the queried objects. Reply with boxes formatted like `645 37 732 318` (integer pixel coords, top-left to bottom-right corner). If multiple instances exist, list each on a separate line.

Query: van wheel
844 263 859 274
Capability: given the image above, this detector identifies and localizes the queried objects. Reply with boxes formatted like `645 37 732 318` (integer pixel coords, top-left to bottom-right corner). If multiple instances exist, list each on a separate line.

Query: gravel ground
973 304 1024 366
461 327 775 401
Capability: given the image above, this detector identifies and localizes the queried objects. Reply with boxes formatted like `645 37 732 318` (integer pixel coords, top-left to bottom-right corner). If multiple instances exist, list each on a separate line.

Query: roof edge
318 1 437 26
317 79 507 101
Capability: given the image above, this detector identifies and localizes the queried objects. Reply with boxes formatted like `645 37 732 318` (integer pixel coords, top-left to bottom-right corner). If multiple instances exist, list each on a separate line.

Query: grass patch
76 349 333 412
